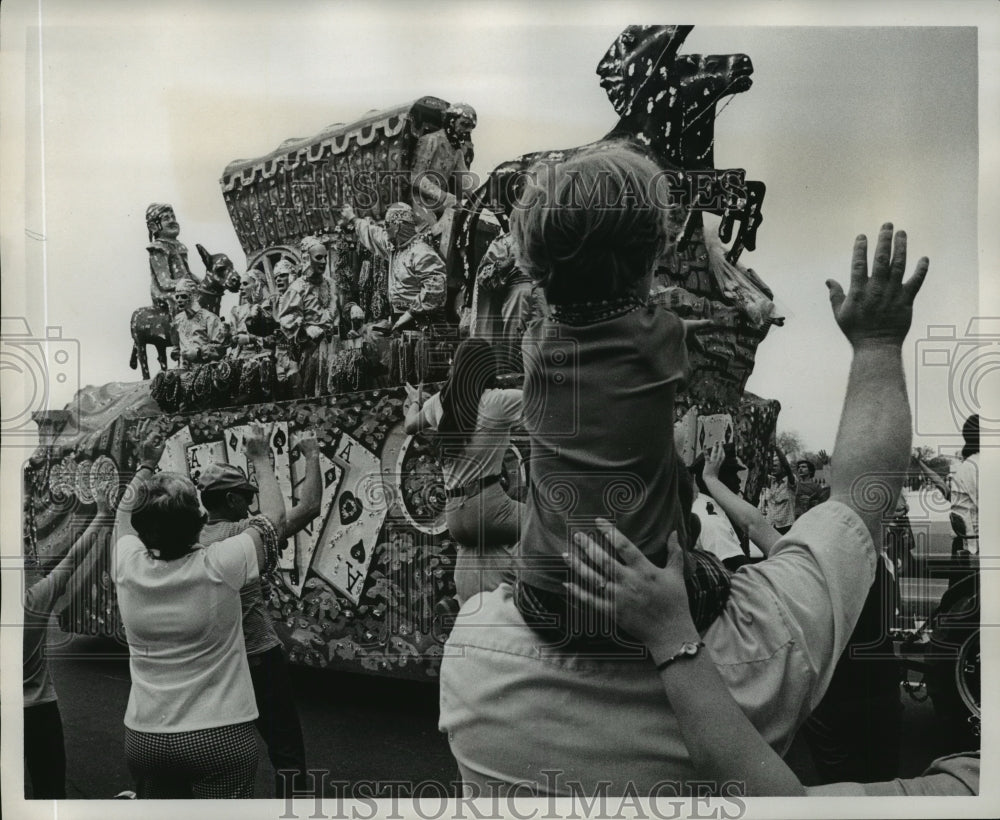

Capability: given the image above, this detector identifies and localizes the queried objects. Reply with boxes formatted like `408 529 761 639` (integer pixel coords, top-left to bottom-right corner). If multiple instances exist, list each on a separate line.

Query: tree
776 430 804 456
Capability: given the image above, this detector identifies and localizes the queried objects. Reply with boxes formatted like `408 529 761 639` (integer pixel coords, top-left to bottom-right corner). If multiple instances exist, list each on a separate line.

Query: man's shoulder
200 519 250 545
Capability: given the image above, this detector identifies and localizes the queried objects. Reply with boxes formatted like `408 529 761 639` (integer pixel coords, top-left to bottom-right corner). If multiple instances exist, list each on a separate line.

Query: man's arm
113 428 166 542
286 436 322 537
410 248 447 314
916 457 950 499
565 523 807 796
341 205 391 259
825 225 927 544
43 499 115 603
276 283 304 339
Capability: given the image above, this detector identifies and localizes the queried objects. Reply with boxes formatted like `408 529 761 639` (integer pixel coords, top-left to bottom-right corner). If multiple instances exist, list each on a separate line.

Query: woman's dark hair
130 472 204 560
961 414 979 459
437 338 499 452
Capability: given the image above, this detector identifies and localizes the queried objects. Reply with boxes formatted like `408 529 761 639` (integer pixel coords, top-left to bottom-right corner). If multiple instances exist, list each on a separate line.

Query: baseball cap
196 463 257 494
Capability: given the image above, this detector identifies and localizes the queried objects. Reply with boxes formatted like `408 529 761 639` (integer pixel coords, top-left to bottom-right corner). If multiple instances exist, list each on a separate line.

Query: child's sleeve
654 307 690 385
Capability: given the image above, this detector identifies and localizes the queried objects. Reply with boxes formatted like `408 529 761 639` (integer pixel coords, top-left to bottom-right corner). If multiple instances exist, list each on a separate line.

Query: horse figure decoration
129 305 173 380
195 244 241 315
455 25 765 278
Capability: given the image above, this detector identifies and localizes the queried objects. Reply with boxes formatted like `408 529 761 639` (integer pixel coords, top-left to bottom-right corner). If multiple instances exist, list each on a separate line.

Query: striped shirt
200 519 281 656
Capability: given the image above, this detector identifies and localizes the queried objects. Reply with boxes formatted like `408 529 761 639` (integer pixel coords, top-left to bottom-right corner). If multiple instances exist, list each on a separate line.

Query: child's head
510 143 677 305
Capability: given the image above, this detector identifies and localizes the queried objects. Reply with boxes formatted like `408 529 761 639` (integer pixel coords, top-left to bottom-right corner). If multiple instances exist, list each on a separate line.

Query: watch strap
654 640 705 672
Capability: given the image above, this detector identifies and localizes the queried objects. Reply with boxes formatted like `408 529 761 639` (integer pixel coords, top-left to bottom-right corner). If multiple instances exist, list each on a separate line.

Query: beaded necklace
548 295 645 325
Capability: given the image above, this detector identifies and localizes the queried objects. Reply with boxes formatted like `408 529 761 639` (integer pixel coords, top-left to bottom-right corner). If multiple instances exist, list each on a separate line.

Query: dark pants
24 701 67 799
249 645 308 798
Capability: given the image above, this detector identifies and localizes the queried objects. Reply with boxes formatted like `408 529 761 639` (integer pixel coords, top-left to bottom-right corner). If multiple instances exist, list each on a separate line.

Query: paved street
30 629 972 801
24 488 974 801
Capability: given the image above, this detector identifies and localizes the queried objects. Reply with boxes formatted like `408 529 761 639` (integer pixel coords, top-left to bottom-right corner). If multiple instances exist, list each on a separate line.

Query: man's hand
826 223 928 347
340 204 357 225
703 442 725 481
563 520 696 654
244 423 271 458
305 325 324 341
138 429 166 468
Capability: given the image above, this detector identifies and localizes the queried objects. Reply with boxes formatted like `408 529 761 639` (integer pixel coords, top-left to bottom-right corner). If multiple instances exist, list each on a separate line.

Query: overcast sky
1 0 996 456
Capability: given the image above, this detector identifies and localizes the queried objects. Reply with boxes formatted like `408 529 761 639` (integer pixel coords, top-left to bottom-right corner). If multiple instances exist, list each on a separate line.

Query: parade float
24 24 784 681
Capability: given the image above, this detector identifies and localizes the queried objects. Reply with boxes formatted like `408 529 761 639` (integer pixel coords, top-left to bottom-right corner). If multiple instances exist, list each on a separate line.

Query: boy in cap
197 431 322 798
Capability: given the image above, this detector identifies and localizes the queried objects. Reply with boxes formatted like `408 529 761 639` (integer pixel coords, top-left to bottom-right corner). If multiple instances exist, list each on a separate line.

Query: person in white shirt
113 424 286 799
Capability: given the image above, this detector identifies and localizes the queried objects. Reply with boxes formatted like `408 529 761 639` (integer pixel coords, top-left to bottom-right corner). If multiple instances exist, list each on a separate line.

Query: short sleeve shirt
422 388 522 491
951 453 979 540
439 501 875 792
200 519 281 656
114 533 260 732
519 304 689 593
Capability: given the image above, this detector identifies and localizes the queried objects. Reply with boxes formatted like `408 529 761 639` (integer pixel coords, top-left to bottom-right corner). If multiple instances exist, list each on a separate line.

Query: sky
1 0 996 458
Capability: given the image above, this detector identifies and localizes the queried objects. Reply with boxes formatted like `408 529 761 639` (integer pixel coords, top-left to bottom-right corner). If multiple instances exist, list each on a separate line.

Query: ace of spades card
284 435 343 598
223 422 293 518
311 432 389 604
185 440 227 488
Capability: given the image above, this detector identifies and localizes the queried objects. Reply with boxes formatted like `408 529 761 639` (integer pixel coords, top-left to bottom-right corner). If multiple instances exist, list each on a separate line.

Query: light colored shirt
353 218 446 315
174 307 227 363
951 453 978 551
277 275 336 340
114 533 259 732
808 752 979 796
693 493 765 563
421 388 522 491
200 519 281 656
759 476 795 529
439 501 875 793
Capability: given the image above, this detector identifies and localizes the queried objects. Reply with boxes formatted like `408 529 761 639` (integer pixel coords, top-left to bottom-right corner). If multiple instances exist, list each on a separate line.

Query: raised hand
298 434 320 458
137 429 166 468
703 442 725 481
244 423 271 458
826 223 928 347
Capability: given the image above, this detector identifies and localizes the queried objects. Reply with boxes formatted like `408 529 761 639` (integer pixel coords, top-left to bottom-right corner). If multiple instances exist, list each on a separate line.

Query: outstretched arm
45 491 115 602
114 428 166 542
565 521 806 796
245 423 288 543
286 435 322 537
825 225 927 544
916 457 950 499
701 443 780 556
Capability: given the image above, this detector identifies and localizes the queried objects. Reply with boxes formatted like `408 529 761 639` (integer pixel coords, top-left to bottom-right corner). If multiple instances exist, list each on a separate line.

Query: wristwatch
654 640 705 672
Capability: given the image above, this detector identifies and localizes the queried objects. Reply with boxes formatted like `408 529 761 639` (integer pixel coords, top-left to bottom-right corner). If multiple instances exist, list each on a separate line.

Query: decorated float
24 24 784 681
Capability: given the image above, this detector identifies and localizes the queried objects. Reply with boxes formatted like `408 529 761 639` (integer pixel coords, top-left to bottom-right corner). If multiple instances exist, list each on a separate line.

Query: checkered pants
124 722 258 799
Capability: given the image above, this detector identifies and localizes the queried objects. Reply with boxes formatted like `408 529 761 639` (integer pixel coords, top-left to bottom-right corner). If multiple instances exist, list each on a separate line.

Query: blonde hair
510 144 677 305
